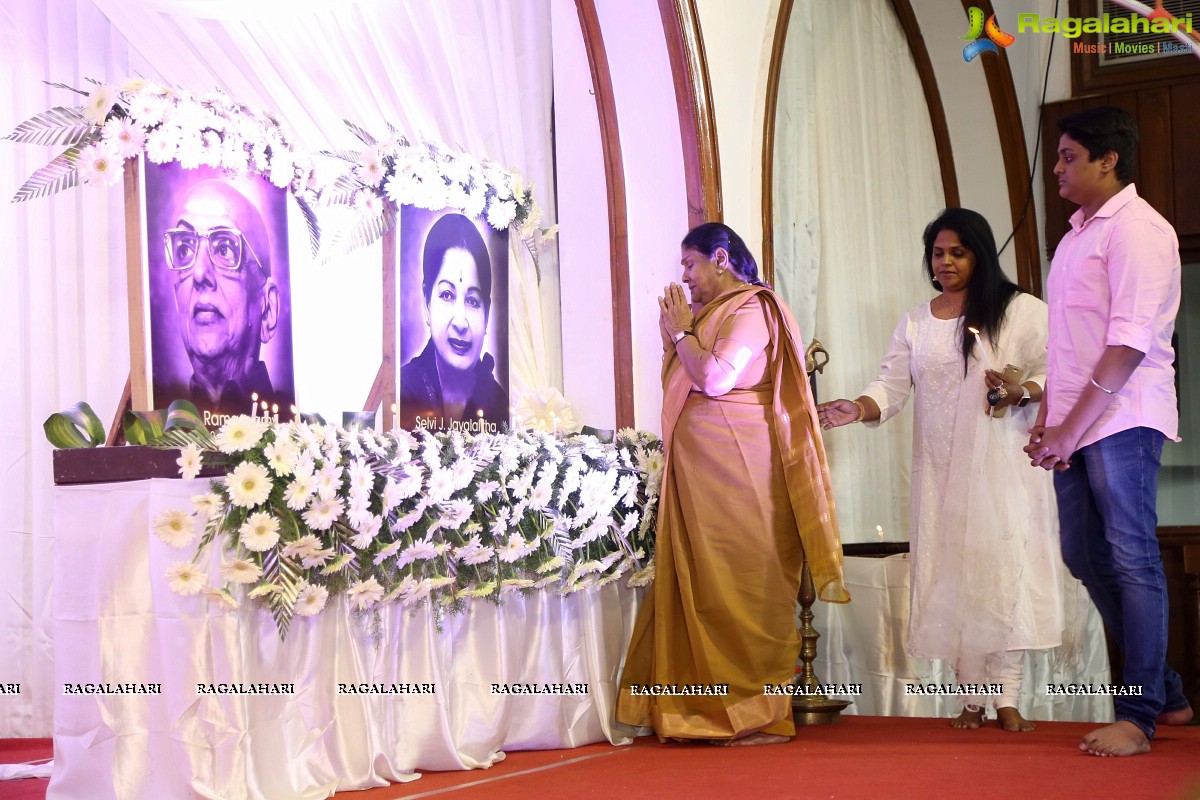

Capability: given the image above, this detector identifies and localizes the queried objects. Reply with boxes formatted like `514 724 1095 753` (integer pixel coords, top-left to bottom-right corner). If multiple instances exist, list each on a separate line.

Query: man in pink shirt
1027 106 1190 756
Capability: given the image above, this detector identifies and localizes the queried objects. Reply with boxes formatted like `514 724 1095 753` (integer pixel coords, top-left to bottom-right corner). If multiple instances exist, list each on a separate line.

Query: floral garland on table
6 79 555 264
155 418 662 639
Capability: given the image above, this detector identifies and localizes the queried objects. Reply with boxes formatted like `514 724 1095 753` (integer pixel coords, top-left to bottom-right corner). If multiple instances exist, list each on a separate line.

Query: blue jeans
1054 426 1186 739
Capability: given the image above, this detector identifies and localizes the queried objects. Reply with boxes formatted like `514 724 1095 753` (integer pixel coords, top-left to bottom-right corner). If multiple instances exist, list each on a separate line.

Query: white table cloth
50 479 640 800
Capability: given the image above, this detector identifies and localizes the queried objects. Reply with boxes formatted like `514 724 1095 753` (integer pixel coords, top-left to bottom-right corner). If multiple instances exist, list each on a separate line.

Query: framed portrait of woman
396 206 509 433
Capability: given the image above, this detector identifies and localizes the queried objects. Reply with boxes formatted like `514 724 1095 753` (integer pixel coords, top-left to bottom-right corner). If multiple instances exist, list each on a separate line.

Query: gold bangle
852 399 866 423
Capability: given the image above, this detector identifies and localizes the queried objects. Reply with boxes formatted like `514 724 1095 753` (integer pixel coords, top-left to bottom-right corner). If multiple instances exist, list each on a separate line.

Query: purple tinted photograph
398 207 509 434
143 160 295 427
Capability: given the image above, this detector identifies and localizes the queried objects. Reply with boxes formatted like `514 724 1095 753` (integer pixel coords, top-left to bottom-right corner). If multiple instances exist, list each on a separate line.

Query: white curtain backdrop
772 0 946 544
0 0 557 737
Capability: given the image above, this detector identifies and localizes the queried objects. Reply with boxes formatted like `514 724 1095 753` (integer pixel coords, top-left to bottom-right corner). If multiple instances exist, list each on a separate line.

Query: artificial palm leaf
3 106 94 147
10 142 95 203
294 195 321 257
343 119 377 147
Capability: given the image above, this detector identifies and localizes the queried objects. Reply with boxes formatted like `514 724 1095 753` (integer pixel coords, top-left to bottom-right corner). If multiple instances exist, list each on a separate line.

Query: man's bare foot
1079 721 1150 756
1157 703 1194 726
996 707 1036 732
950 707 985 729
708 733 792 746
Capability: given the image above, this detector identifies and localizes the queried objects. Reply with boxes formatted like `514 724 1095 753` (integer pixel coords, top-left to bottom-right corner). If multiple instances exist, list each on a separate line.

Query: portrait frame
127 157 296 428
395 206 510 434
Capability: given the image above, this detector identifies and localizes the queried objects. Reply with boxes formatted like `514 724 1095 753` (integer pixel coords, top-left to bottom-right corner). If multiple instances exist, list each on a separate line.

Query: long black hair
422 213 493 317
681 222 768 287
922 208 1023 374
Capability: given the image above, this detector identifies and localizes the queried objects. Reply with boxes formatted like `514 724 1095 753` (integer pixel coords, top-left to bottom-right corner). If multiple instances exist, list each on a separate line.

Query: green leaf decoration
123 409 166 446
156 427 217 452
343 119 377 147
165 399 207 434
42 80 90 97
3 106 94 147
10 141 96 203
294 195 321 258
318 204 395 264
261 549 303 640
43 402 105 449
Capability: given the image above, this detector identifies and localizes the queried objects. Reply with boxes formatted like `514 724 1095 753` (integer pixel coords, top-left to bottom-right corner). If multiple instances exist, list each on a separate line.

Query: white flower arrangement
6 78 555 266
168 418 661 639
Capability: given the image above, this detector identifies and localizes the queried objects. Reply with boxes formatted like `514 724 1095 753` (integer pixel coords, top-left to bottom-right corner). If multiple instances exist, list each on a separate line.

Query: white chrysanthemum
221 558 262 584
536 556 566 574
144 127 177 164
102 117 145 159
284 472 315 511
498 533 537 563
347 577 384 610
128 92 167 126
176 442 203 480
486 197 517 230
347 459 374 494
82 84 117 124
439 498 473 530
152 509 194 548
215 416 266 453
294 583 329 616
76 142 123 187
203 587 239 611
264 437 300 477
356 147 386 187
191 492 223 520
302 497 344 531
165 561 206 596
226 462 271 508
239 511 281 552
426 467 454 503
350 514 382 549
314 464 343 501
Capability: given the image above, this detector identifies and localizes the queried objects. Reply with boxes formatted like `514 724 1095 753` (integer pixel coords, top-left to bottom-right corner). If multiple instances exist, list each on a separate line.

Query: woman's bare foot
708 733 792 746
950 707 985 729
1079 721 1151 756
996 707 1036 732
1157 703 1194 726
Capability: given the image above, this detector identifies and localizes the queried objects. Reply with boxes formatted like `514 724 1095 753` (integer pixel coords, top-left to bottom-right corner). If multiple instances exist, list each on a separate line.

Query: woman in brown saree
616 223 848 745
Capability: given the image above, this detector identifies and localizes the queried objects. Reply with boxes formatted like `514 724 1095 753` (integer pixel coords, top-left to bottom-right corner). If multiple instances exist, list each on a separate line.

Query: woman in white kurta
817 208 1065 732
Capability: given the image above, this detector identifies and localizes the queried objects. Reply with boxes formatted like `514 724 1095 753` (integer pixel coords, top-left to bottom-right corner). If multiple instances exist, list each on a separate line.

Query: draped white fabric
771 0 946 543
50 479 636 799
0 0 557 737
812 557 1114 722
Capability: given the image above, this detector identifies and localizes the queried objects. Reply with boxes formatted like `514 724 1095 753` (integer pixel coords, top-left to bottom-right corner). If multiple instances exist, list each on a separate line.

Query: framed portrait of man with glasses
140 160 296 427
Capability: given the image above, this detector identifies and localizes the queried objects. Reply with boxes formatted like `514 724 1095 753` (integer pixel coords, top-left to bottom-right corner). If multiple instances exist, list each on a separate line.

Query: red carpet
3 718 1199 799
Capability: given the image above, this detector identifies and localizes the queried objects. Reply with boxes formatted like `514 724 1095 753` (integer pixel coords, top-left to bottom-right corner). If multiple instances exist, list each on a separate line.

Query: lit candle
290 404 299 423
876 524 885 538
271 403 279 424
966 326 994 373
251 392 259 418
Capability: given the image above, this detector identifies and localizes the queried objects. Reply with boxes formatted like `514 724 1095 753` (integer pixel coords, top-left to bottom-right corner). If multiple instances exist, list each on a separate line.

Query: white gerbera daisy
215 416 266 453
144 127 177 164
284 472 315 511
302 497 344 531
221 558 262 584
191 492 223 520
165 561 206 596
76 142 123 187
225 462 271 508
152 508 194 548
294 583 329 616
264 437 300 477
82 84 117 125
346 577 384 610
239 511 281 552
102 117 145 159
350 514 382 549
176 442 203 480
